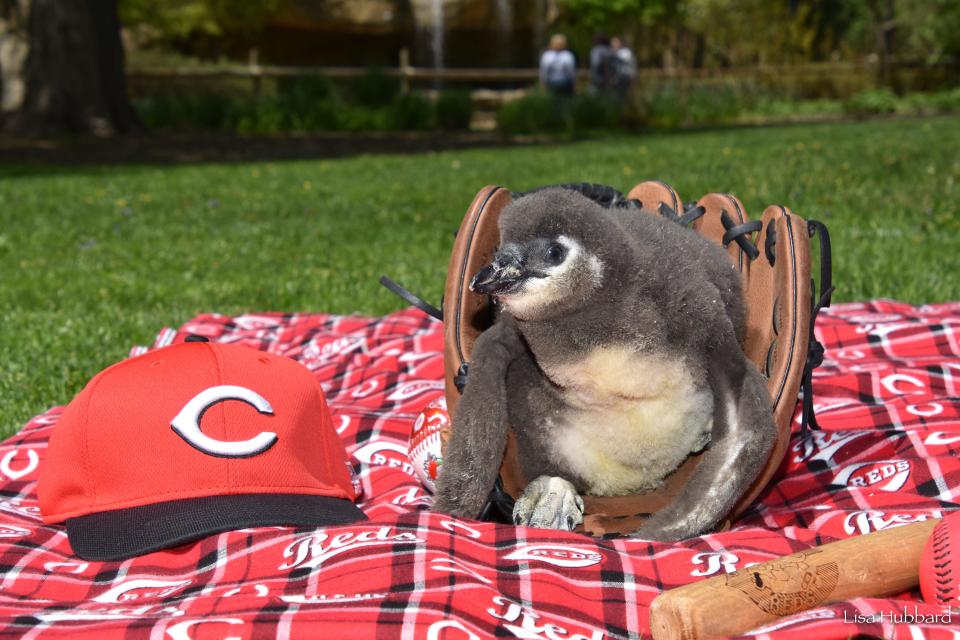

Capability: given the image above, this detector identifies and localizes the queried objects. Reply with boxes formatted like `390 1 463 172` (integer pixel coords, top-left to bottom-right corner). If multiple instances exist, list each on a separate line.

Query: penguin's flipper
432 314 526 519
513 475 584 531
635 332 777 541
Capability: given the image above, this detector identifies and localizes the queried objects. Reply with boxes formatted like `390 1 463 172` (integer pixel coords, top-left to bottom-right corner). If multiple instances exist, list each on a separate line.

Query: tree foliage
118 0 281 41
554 0 960 67
895 0 960 62
113 0 959 70
552 0 680 32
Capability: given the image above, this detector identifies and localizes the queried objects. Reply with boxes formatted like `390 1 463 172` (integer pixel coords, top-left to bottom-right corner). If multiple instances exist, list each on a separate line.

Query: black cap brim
65 493 367 562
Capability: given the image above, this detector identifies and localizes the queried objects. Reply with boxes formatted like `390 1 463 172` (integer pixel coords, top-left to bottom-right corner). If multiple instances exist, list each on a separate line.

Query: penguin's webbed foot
512 475 584 531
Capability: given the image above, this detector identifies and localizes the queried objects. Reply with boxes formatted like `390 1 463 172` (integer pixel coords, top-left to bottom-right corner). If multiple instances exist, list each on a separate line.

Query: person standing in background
539 34 576 96
589 33 615 94
611 36 637 99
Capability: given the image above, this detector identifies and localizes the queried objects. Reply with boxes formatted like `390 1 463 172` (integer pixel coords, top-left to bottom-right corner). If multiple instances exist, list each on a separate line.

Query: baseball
409 398 450 493
920 513 959 605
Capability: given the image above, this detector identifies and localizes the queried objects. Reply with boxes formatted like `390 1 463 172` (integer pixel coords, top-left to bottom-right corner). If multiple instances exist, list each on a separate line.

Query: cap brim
65 493 367 562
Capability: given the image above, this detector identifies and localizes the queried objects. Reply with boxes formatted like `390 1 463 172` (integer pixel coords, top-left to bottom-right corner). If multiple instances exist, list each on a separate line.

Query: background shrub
497 91 569 134
277 75 336 109
135 92 235 130
747 97 845 120
899 88 960 115
844 87 899 116
336 106 388 132
388 93 433 131
639 82 684 128
231 101 287 134
569 94 621 130
638 81 747 128
133 71 960 135
345 68 401 107
435 90 474 131
684 83 743 126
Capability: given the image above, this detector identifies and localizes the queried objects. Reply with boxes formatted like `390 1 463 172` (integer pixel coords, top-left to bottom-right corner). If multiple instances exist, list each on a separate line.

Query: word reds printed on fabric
0 301 958 638
280 527 423 570
843 510 943 535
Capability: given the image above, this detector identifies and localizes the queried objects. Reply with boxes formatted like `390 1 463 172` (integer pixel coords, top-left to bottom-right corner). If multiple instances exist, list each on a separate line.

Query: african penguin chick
431 186 777 541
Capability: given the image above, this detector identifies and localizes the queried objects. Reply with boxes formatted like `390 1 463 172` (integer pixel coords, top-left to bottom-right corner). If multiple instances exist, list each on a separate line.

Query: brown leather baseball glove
385 181 832 536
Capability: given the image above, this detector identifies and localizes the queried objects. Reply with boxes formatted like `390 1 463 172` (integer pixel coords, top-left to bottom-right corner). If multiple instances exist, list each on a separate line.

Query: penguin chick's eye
544 243 566 265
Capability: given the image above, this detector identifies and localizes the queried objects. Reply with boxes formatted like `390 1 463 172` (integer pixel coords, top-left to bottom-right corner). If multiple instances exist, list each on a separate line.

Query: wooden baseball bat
649 518 938 640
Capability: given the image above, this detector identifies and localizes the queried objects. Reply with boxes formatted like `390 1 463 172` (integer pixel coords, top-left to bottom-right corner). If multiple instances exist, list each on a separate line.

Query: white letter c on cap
171 385 278 458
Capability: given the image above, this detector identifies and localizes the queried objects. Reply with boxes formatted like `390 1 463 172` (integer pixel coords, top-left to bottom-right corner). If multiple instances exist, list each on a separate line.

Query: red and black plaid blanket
1 300 959 639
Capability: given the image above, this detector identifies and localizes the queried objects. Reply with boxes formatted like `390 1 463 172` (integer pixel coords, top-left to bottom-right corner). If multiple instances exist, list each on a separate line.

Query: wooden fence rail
125 60 956 98
128 65 540 82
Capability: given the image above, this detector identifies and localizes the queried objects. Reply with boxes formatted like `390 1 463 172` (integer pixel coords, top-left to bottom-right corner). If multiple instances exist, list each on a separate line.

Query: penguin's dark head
470 188 614 321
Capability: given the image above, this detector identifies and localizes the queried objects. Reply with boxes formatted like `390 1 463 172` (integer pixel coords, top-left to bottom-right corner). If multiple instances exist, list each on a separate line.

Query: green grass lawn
1 116 959 438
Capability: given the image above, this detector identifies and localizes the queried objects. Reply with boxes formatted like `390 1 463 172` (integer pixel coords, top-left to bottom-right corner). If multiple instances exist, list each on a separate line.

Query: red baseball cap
38 340 366 561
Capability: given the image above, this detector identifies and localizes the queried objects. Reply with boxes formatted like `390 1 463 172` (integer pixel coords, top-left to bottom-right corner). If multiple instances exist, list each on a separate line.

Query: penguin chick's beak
470 247 535 295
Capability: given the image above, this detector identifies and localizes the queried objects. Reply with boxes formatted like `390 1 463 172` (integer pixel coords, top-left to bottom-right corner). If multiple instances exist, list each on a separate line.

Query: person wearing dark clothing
589 34 615 94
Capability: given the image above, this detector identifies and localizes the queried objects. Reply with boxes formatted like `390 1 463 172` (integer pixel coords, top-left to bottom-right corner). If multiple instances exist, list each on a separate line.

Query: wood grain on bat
649 519 938 640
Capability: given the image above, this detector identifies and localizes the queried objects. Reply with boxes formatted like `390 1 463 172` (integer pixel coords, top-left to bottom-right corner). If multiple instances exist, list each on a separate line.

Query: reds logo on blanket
504 544 603 568
386 380 445 402
0 448 39 480
36 605 185 623
487 596 605 640
792 431 870 464
925 432 960 446
280 592 388 605
832 460 912 491
352 441 416 476
843 509 943 535
0 524 30 538
0 498 40 520
690 551 749 576
280 527 422 570
303 335 367 362
93 579 191 604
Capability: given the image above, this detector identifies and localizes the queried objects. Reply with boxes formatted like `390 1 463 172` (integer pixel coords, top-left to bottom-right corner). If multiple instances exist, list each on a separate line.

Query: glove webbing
658 201 706 227
378 275 443 321
800 220 834 437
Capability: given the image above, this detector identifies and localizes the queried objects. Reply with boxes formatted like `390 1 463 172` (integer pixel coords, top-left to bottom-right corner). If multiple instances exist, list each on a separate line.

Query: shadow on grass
1 113 953 177
0 131 558 176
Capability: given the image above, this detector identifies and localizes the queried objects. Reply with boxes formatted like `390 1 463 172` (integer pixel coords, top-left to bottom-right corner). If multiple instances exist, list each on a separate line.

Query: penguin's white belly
545 347 714 496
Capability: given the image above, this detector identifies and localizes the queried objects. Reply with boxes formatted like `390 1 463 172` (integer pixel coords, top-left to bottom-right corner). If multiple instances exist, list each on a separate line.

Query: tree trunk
879 0 897 89
6 0 141 136
868 0 897 89
0 0 31 115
